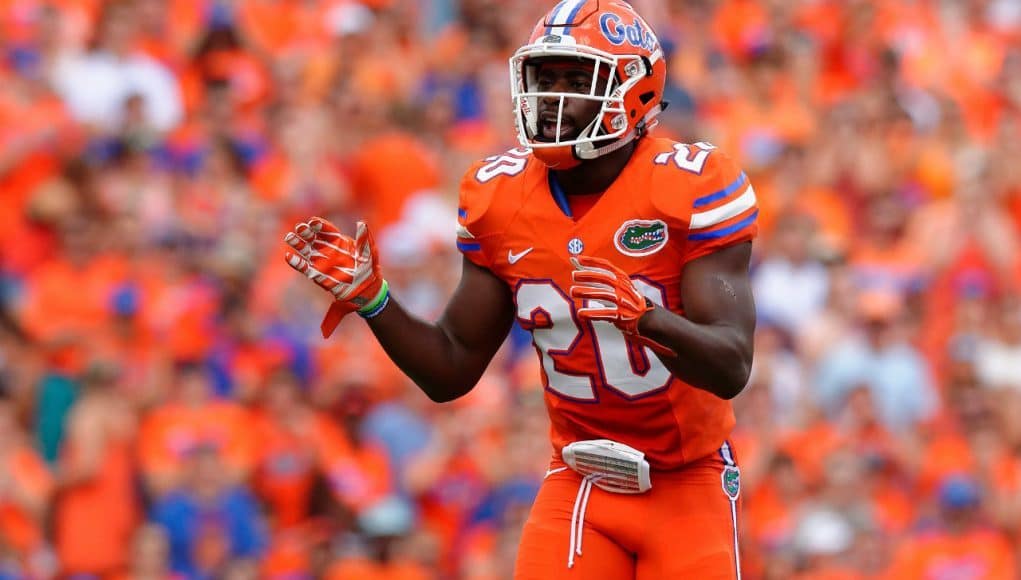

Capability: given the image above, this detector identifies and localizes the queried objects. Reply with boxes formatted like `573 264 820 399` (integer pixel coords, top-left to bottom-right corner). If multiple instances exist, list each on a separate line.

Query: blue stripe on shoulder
688 210 758 241
457 241 482 252
693 173 748 208
458 208 468 219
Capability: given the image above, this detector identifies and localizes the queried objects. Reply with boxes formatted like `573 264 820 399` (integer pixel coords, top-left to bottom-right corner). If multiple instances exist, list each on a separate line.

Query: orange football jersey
456 137 758 470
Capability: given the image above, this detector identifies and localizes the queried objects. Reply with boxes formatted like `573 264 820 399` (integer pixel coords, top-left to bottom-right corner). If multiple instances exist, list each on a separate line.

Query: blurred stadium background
1 0 1021 578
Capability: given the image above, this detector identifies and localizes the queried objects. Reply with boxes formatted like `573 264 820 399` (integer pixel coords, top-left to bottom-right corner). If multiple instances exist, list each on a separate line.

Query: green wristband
357 279 390 316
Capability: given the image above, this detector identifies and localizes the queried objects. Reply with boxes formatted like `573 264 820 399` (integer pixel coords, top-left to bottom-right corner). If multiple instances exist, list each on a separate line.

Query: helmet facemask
510 43 656 167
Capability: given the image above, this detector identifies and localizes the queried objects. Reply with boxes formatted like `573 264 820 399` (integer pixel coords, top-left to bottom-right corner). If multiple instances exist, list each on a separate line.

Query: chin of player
534 128 581 144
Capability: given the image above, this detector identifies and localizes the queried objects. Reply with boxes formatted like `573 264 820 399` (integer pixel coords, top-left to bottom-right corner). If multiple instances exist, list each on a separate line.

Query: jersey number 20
516 280 672 401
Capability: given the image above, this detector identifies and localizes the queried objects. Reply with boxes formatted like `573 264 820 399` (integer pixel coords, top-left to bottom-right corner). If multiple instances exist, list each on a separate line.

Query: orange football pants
514 443 742 579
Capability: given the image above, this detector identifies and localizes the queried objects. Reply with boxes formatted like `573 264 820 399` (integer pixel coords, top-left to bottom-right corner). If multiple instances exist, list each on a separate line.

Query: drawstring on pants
568 474 601 568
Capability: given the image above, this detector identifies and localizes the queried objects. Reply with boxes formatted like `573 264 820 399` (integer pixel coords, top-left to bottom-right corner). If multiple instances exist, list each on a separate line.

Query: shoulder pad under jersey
648 141 759 263
455 147 533 268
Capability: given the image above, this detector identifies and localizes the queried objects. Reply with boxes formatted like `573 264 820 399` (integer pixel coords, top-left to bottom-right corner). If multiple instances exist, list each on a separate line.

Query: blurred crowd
1 0 1021 578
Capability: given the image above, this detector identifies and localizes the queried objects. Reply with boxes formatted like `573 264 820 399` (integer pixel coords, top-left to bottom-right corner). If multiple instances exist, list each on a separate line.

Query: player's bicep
679 242 755 335
437 257 515 371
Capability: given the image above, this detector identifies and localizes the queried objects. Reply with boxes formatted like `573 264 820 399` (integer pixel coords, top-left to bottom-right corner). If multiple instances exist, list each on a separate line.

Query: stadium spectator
251 367 354 530
0 385 52 577
752 209 831 338
151 444 267 578
814 290 939 432
324 496 431 580
50 1 182 134
886 475 1016 579
121 524 179 580
138 362 256 496
54 361 139 577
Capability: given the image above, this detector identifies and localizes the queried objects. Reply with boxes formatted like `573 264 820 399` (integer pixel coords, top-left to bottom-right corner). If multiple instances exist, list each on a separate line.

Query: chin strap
578 129 636 160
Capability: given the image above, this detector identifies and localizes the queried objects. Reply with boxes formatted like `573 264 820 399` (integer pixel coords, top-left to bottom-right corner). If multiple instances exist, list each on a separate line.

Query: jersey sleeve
455 162 498 269
680 148 758 263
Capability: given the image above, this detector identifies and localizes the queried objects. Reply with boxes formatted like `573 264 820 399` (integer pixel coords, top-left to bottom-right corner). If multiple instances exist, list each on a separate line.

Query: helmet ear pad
621 56 666 137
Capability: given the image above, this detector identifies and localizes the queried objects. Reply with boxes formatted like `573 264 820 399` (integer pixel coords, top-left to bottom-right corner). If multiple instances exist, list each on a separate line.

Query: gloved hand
569 256 674 356
284 217 388 338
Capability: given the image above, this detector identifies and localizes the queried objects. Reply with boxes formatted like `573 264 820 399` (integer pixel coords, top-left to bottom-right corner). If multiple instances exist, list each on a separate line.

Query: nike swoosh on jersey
508 248 534 264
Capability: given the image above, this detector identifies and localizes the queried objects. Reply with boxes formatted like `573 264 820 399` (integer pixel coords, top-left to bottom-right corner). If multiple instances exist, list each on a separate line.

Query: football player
285 1 757 577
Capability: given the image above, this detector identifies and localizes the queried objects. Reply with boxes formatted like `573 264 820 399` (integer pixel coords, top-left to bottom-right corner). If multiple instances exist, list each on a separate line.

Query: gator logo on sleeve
614 219 669 257
722 465 740 500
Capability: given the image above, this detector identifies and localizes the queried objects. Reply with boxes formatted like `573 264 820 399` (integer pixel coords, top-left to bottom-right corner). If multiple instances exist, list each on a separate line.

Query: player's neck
552 141 636 196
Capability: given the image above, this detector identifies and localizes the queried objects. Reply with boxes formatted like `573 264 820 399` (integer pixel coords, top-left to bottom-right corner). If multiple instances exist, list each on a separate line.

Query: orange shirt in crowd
780 421 844 487
0 91 76 276
992 453 1021 496
145 273 221 363
253 410 352 529
459 524 504 580
0 446 52 555
870 482 915 535
743 480 798 550
260 525 323 580
791 186 853 257
186 47 273 114
792 567 865 580
134 0 205 68
720 84 817 161
20 253 129 342
56 438 138 574
349 132 441 229
415 454 488 571
324 556 430 580
917 433 975 497
885 528 1015 580
710 0 770 63
138 400 257 491
325 441 392 514
235 0 346 57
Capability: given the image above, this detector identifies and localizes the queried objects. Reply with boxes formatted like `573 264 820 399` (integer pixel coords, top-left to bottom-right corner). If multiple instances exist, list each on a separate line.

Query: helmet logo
542 34 562 43
624 60 643 78
599 13 658 52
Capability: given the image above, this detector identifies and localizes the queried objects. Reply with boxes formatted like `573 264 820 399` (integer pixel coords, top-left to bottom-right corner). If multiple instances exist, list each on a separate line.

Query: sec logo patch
567 238 584 255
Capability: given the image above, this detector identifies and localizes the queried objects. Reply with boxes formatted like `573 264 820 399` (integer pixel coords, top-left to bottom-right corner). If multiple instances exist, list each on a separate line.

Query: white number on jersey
475 148 530 183
515 280 672 401
654 142 716 174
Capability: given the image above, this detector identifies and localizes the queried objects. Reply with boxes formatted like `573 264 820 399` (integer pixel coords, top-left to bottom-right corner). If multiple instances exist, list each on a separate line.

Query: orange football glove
284 218 388 338
569 256 674 357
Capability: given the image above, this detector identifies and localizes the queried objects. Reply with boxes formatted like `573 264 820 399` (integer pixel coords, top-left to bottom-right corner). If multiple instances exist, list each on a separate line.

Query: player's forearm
364 297 483 403
637 307 753 399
